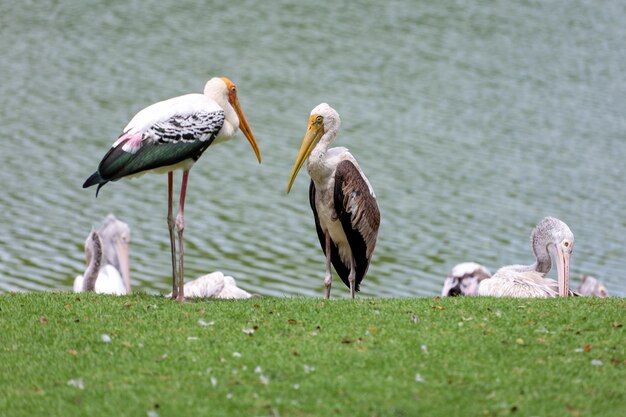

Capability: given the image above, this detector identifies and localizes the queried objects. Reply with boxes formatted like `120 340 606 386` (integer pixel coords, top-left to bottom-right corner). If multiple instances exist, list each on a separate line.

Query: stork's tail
83 171 108 197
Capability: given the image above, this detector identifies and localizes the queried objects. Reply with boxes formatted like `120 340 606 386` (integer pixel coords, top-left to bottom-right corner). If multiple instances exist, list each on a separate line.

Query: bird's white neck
306 133 335 183
203 79 238 141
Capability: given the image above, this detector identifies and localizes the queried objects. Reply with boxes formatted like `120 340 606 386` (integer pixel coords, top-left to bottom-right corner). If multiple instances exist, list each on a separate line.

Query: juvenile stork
287 103 380 299
478 217 574 297
83 77 261 301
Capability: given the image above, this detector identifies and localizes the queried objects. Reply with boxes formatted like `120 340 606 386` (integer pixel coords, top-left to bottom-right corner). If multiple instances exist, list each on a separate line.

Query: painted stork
478 217 574 297
73 226 130 295
286 103 380 299
166 271 252 299
441 262 491 296
83 77 261 301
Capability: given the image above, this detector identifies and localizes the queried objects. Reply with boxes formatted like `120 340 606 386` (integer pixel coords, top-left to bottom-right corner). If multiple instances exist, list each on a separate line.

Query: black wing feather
309 180 352 290
83 110 224 195
333 160 380 291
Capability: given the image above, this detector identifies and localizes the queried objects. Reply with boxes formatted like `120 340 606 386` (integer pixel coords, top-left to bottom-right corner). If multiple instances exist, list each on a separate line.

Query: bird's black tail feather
82 171 107 197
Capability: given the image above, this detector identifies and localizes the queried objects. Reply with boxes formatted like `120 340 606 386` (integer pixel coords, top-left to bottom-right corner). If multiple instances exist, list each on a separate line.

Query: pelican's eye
563 240 570 248
315 116 323 124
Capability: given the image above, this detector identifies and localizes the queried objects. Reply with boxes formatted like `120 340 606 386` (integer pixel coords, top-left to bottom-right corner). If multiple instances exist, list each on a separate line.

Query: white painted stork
83 77 261 301
478 217 574 297
441 262 491 296
73 226 130 295
166 271 252 299
286 103 380 299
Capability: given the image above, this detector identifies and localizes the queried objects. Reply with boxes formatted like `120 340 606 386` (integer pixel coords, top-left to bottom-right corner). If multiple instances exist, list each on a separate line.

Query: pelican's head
204 77 261 163
286 103 340 193
532 217 574 297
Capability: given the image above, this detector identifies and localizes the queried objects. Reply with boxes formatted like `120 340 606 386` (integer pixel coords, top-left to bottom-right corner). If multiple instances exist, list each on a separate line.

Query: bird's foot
324 275 332 299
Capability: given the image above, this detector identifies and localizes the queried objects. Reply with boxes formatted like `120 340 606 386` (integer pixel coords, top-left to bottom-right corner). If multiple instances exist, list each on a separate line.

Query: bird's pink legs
175 170 190 302
324 232 332 299
348 263 356 299
167 172 178 300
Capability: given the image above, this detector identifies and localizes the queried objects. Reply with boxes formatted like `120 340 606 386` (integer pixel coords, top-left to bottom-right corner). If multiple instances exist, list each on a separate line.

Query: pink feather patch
113 132 144 154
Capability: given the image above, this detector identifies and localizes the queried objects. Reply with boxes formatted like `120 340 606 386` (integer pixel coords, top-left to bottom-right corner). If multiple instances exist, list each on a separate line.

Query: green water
1 0 624 297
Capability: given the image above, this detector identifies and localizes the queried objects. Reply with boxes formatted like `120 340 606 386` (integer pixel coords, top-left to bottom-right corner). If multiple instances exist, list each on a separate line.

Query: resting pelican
577 275 609 297
83 77 261 301
166 271 252 299
478 217 574 297
73 228 129 295
441 262 491 296
287 103 380 299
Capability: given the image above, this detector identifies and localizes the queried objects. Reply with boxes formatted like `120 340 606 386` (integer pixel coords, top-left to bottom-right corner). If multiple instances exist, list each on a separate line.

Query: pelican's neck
83 232 103 292
531 229 553 275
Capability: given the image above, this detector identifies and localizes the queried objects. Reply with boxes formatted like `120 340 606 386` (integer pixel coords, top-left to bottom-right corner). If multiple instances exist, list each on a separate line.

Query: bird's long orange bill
286 115 324 193
224 78 261 163
234 99 261 163
556 246 571 297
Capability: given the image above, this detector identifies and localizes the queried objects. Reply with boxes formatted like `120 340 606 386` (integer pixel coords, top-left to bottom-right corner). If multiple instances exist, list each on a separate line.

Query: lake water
1 0 624 297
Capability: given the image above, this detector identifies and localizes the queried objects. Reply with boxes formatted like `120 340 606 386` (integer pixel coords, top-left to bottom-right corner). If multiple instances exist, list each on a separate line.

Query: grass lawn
0 293 623 417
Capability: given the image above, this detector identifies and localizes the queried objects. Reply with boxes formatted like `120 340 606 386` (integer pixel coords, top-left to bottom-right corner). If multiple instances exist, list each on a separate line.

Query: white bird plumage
442 262 492 296
83 77 261 302
166 271 252 299
478 217 574 297
287 103 380 299
577 275 609 297
74 215 131 295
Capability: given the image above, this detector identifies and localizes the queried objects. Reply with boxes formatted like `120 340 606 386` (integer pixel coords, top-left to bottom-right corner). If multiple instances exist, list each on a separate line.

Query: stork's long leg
324 232 332 299
167 172 178 300
348 263 356 299
175 170 190 302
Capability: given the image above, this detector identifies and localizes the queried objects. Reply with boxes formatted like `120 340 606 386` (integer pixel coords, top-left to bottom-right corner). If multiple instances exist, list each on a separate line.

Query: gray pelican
287 103 380 299
73 227 130 295
577 275 609 297
478 217 574 297
166 271 252 299
83 77 261 301
442 262 492 296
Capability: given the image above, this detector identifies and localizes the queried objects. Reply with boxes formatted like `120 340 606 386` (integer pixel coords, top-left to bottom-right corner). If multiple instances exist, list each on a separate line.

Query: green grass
0 293 623 417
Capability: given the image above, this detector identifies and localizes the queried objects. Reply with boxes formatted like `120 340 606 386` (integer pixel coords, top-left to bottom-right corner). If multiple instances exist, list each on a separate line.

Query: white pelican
287 103 380 299
478 217 574 297
441 262 492 296
577 275 609 297
166 271 252 299
83 77 262 301
74 228 129 295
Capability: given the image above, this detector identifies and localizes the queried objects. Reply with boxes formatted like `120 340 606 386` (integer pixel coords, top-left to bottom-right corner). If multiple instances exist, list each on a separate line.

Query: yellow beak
233 98 262 163
222 77 261 163
286 116 324 193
